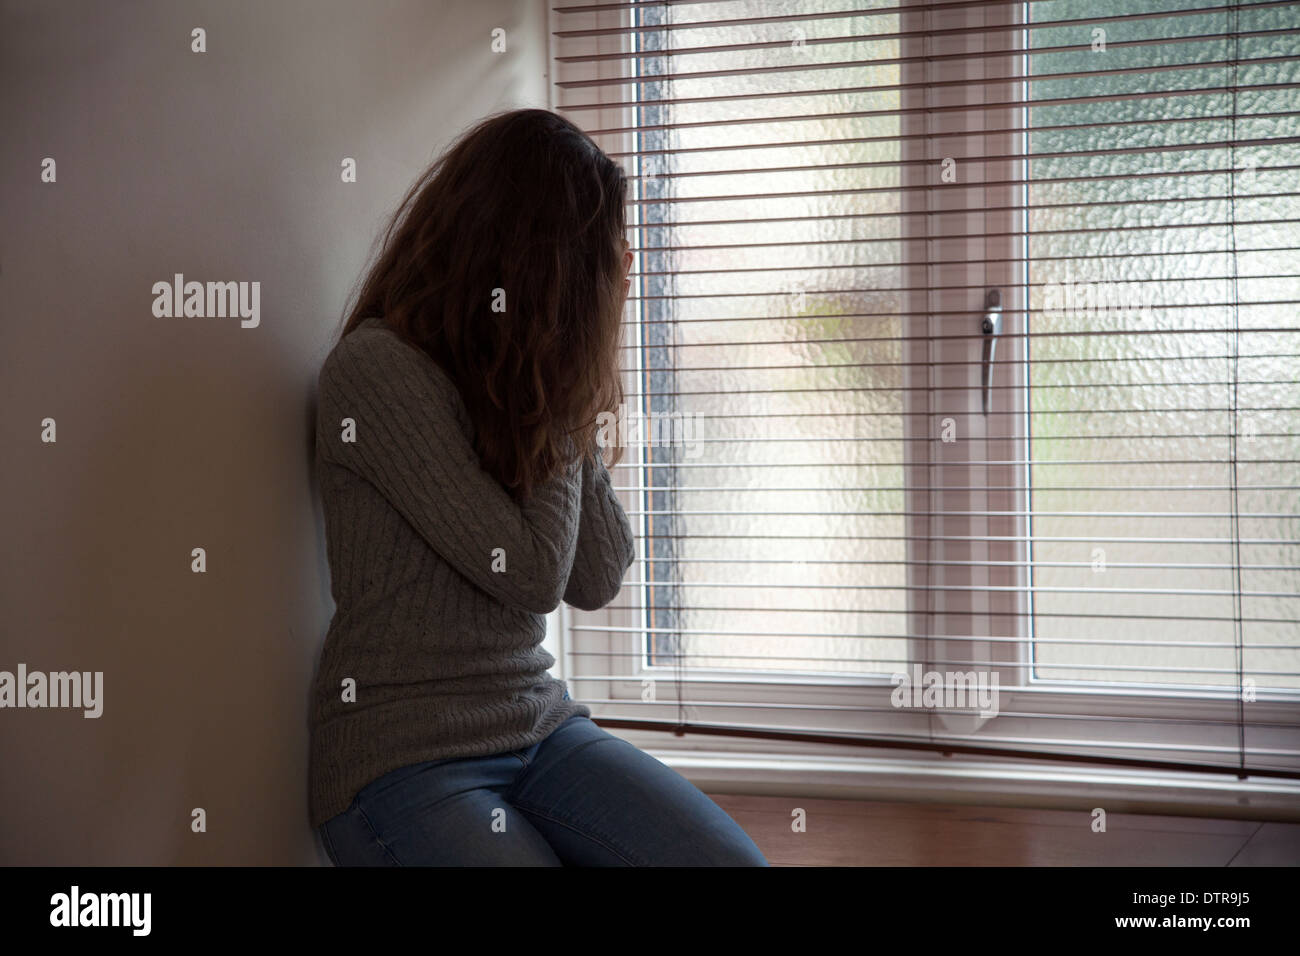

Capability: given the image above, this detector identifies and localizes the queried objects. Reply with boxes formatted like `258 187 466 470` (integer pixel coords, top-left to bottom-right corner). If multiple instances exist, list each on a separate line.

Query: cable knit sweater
308 315 635 828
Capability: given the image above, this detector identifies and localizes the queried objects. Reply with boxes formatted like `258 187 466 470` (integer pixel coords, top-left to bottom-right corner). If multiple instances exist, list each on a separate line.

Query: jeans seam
354 801 404 867
510 800 644 866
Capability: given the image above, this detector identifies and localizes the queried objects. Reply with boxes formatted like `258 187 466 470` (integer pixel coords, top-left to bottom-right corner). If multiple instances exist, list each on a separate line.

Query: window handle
981 289 1002 416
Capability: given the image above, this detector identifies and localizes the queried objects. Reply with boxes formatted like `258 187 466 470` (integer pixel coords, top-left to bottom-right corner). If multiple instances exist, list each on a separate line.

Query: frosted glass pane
633 2 905 675
1027 0 1300 690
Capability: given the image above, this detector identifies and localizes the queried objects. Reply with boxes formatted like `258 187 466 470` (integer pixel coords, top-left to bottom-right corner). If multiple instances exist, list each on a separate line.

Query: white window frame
544 0 1300 813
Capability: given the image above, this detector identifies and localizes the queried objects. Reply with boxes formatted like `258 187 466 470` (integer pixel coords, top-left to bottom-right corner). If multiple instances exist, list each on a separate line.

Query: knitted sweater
308 315 635 828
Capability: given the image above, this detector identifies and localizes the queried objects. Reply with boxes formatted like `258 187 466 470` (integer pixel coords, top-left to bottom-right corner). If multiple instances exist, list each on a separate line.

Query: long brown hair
337 108 627 500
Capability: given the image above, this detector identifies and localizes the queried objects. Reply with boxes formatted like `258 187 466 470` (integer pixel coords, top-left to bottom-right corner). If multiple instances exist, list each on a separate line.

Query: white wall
0 0 550 865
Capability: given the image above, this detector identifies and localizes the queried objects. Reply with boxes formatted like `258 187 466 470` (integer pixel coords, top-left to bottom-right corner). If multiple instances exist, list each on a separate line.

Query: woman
309 108 768 866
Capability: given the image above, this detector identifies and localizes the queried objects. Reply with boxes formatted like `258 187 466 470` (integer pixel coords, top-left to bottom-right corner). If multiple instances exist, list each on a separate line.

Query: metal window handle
981 289 1002 416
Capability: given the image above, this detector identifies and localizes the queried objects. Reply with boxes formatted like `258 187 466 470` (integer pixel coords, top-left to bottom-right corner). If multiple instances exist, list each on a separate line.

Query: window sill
615 733 1300 823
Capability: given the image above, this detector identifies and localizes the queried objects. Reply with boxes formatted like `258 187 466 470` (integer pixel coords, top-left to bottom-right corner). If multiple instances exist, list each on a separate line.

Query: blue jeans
317 713 769 866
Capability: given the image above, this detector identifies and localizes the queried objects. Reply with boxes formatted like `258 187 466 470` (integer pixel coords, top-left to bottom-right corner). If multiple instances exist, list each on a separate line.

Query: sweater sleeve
316 325 583 615
563 448 637 610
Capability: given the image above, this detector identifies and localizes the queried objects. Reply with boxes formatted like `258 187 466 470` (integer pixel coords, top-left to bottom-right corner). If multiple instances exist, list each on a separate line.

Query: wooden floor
708 793 1300 866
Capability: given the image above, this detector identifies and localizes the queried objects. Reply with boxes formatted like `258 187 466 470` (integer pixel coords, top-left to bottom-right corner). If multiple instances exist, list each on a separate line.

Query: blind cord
1227 0 1248 778
923 0 938 751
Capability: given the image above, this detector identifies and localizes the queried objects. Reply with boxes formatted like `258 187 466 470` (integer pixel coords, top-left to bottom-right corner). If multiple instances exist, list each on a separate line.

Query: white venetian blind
549 0 1300 780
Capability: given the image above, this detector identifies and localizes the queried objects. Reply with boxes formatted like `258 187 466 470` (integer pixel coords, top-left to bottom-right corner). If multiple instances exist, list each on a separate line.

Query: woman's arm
563 448 636 610
560 237 638 609
316 325 582 615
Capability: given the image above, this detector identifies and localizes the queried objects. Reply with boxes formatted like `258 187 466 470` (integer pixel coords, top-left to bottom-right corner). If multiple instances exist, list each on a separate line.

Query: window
1025 0 1300 695
627 0 909 682
549 0 1300 781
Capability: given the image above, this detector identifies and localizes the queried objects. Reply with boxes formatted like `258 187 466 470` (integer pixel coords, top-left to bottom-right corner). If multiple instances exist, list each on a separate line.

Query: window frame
547 0 1300 771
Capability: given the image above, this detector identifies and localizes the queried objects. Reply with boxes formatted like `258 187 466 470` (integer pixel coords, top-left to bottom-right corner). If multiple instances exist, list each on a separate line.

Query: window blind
548 0 1300 779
